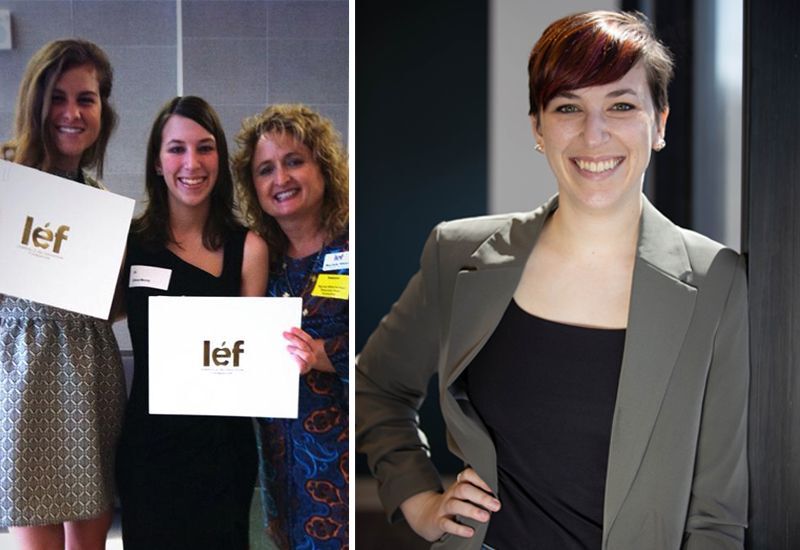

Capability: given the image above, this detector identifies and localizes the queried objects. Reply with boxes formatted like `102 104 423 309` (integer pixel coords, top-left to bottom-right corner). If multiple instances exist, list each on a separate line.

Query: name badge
130 265 172 290
322 251 349 271
311 274 349 300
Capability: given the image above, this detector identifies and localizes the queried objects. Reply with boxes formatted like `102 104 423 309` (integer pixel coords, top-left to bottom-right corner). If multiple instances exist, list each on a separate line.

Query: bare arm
240 230 268 297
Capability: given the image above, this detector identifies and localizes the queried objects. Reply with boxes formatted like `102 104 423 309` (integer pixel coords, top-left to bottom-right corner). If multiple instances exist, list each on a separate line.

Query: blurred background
355 0 800 548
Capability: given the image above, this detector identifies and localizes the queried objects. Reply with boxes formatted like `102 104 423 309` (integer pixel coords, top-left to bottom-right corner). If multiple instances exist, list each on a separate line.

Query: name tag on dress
322 251 348 271
129 265 172 290
311 274 349 299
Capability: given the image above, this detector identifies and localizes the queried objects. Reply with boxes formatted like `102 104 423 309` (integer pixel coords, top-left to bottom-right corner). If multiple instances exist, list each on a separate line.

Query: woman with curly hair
234 104 349 550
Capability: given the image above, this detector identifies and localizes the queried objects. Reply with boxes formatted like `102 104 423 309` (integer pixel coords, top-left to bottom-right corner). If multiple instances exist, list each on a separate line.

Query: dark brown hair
2 38 117 176
528 11 674 116
132 96 239 250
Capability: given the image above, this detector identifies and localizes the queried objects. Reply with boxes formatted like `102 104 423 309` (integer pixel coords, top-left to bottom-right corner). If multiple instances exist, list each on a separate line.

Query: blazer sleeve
682 254 749 549
356 226 445 522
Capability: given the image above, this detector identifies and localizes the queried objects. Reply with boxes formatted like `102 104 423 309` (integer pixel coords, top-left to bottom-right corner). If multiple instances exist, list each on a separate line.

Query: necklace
281 249 323 317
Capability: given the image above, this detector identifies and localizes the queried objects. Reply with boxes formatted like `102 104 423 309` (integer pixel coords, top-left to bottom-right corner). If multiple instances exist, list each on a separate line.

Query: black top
466 299 625 549
116 229 256 550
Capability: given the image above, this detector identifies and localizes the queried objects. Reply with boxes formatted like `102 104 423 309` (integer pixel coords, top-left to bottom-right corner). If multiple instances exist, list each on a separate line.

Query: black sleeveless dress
116 229 257 549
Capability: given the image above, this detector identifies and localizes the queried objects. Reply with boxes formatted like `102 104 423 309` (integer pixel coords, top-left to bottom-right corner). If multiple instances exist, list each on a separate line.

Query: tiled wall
0 0 349 206
0 0 348 354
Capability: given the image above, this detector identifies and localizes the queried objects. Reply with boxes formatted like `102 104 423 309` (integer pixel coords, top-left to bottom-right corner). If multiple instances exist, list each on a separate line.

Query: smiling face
157 114 219 211
532 62 668 215
251 132 325 226
47 63 102 173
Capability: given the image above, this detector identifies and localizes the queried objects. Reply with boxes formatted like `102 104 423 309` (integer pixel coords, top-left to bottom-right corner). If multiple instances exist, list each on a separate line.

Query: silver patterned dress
0 172 126 527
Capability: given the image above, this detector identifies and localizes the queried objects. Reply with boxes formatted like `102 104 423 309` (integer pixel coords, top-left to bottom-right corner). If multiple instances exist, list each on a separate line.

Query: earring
534 143 544 153
654 138 666 152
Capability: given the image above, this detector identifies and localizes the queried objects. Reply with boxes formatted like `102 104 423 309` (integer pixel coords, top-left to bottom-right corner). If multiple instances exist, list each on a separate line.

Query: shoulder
640 198 743 288
432 196 555 248
326 230 349 252
434 212 519 242
243 230 269 261
82 170 107 190
677 227 743 288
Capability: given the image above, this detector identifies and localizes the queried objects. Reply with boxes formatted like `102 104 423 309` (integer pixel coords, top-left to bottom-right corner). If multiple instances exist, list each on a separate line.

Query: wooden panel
744 0 800 547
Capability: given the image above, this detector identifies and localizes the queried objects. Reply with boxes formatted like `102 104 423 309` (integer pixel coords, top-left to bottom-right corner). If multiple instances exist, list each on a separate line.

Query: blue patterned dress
255 232 349 550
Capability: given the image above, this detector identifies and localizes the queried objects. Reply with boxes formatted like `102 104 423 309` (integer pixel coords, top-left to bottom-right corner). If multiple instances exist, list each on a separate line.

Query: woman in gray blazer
356 10 748 550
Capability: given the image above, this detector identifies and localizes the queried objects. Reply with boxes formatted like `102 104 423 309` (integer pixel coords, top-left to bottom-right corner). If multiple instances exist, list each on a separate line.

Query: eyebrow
166 138 215 144
52 88 99 96
554 88 640 100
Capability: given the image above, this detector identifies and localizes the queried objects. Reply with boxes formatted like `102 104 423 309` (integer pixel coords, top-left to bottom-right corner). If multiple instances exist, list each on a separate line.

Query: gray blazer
356 195 748 550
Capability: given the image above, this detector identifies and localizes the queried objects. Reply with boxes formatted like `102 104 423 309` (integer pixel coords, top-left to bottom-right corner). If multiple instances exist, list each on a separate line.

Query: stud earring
534 143 544 153
654 138 666 152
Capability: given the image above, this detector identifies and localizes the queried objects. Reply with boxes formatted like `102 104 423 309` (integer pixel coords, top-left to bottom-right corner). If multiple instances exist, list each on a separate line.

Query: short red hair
528 11 674 116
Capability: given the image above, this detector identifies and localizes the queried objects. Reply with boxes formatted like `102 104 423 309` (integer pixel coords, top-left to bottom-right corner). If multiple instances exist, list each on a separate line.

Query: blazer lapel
603 199 698 541
440 198 556 490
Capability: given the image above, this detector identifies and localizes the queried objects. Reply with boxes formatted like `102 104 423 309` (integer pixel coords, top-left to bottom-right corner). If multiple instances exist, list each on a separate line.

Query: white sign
0 160 135 318
148 296 301 418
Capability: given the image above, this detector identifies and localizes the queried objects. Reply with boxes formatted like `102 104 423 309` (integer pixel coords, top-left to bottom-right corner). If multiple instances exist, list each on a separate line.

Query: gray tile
182 38 267 105
104 45 177 113
267 1 347 40
267 38 347 104
105 107 153 175
0 1 72 52
74 1 176 46
306 102 348 147
213 103 270 154
101 171 147 206
0 112 14 145
0 55 29 114
183 0 266 38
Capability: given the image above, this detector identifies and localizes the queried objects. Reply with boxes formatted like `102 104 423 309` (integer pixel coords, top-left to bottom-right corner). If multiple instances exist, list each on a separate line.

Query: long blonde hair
2 39 117 176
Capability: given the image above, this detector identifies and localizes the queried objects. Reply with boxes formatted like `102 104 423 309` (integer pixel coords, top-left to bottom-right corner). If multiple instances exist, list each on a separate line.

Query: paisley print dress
255 232 349 550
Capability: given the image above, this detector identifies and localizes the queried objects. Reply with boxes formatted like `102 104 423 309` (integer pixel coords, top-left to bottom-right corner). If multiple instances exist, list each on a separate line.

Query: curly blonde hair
232 104 348 258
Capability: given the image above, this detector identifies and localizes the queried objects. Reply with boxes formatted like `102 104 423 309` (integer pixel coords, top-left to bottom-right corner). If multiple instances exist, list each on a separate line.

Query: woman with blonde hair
234 104 349 549
0 39 125 549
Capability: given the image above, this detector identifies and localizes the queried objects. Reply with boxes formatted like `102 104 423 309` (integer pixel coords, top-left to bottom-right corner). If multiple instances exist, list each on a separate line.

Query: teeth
275 189 298 201
576 158 620 173
179 177 204 186
58 127 83 134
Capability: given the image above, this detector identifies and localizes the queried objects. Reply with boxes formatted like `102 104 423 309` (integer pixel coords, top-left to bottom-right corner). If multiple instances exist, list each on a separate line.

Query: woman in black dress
115 96 268 549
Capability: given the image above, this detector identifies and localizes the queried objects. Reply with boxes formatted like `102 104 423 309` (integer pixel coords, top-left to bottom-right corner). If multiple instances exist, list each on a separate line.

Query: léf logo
203 340 245 367
20 216 70 253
